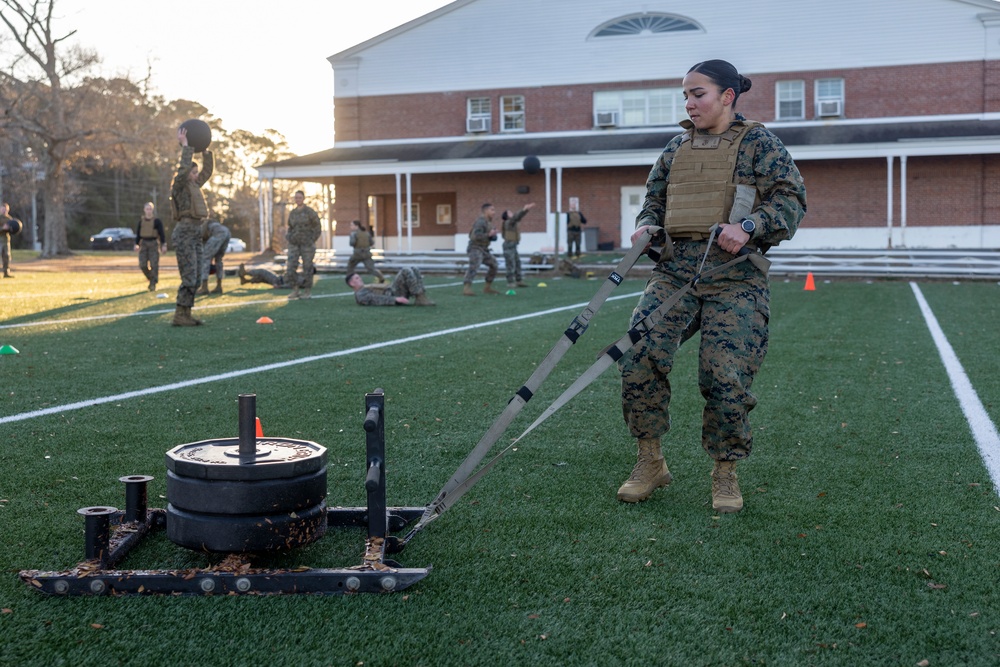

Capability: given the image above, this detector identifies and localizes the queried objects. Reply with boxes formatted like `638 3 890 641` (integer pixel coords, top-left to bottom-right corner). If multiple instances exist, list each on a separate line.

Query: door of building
620 186 646 249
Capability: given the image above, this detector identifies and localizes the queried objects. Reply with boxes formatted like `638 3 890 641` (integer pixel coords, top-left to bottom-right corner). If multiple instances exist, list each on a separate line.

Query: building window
776 80 805 120
591 13 701 38
436 204 452 225
501 95 525 132
593 87 685 127
467 97 491 133
815 78 844 117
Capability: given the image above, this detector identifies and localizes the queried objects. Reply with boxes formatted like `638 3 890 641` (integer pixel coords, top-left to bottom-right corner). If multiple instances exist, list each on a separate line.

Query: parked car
227 237 247 253
90 227 136 250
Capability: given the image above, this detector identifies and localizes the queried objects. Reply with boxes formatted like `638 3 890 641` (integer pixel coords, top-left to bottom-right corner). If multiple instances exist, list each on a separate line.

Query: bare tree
0 0 102 256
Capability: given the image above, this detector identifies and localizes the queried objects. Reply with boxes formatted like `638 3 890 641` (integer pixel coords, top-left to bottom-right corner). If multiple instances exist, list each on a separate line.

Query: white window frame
501 95 525 132
466 97 491 133
776 80 805 121
815 78 845 118
593 87 685 128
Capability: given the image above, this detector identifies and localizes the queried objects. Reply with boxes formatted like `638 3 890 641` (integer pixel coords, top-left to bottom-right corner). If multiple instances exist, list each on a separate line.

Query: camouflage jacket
502 208 529 243
468 215 493 250
354 285 398 306
636 114 806 249
286 205 322 245
170 146 214 221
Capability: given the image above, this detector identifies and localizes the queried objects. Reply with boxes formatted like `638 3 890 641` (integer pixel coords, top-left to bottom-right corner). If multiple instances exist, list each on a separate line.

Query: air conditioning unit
595 111 619 127
817 99 842 117
466 117 490 133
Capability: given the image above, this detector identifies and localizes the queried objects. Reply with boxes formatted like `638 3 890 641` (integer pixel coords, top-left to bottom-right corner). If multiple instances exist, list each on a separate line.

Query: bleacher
266 248 1000 280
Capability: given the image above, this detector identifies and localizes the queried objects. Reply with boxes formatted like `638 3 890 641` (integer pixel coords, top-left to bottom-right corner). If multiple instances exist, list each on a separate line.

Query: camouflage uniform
200 221 231 284
620 114 806 461
1 209 23 278
464 215 498 284
566 210 587 258
240 266 309 289
244 267 288 287
354 267 427 306
135 215 165 287
285 204 322 289
170 145 213 308
346 228 384 281
501 208 529 285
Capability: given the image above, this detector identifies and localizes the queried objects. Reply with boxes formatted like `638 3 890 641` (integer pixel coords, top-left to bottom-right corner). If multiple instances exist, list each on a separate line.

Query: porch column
886 156 894 249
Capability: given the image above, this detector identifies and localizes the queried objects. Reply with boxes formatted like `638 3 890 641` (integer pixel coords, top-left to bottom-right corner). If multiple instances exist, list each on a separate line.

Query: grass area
1 267 998 666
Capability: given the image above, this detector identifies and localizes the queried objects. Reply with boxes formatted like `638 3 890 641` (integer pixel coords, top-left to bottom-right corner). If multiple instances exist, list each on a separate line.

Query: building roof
257 116 1000 180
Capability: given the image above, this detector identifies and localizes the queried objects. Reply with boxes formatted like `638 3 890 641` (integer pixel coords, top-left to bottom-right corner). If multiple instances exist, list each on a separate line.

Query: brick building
257 0 1000 253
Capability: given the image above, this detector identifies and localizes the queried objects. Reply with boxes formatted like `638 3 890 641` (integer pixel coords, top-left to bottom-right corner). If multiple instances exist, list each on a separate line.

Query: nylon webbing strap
413 250 753 525
509 251 751 446
402 230 656 543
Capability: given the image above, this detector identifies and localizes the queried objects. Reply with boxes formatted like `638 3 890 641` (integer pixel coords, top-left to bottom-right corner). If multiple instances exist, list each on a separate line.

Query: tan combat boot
414 292 436 306
301 288 312 299
483 280 500 295
171 305 203 327
711 460 743 513
288 286 300 300
515 281 529 288
211 275 223 294
238 263 249 284
462 283 476 296
617 438 672 503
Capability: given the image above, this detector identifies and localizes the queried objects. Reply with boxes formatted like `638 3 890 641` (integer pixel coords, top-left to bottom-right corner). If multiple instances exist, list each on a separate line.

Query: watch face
741 219 755 234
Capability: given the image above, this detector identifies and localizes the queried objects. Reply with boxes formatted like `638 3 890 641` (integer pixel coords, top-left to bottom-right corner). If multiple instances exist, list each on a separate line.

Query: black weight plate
166 467 327 515
165 437 326 481
166 501 328 553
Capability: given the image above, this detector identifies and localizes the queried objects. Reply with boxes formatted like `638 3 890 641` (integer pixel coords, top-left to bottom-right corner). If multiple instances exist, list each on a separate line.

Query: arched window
591 13 701 38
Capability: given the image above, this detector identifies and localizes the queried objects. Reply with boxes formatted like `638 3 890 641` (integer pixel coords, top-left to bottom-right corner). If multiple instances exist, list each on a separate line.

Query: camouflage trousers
247 267 286 287
387 267 426 298
2 237 11 272
618 240 770 461
201 231 230 282
566 229 582 257
464 246 497 283
138 239 160 283
285 241 316 289
172 220 204 308
502 241 522 284
346 250 384 281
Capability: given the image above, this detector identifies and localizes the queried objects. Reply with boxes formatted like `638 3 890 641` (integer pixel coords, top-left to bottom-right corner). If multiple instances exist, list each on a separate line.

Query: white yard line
911 282 1000 492
0 292 641 425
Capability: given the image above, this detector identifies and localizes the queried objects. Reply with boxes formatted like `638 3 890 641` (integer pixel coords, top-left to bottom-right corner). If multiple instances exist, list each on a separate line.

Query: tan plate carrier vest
502 219 519 242
139 217 157 239
354 230 372 251
171 181 209 221
664 120 761 239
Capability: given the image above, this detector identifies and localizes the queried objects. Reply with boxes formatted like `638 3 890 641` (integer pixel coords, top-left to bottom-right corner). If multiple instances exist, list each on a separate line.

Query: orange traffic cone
804 272 816 291
255 418 264 437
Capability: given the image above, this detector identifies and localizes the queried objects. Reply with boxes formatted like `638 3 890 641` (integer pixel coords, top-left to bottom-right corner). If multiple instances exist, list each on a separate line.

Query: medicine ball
180 119 212 152
523 156 541 174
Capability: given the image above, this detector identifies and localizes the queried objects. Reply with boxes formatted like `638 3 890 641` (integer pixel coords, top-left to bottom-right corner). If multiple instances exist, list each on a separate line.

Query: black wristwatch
740 219 756 236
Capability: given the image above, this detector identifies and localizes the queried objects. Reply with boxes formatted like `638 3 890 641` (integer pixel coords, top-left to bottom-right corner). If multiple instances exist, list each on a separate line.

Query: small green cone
506 289 516 296
0 344 19 355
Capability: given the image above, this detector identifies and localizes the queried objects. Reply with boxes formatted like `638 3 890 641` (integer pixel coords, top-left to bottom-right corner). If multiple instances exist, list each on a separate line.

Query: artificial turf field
1 260 998 666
